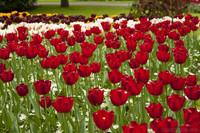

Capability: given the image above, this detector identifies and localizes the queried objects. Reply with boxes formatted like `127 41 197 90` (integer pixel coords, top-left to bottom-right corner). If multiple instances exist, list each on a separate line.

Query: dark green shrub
0 0 36 12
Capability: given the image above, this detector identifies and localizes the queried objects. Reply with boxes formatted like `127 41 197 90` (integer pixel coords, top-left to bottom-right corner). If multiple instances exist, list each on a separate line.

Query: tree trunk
61 0 69 8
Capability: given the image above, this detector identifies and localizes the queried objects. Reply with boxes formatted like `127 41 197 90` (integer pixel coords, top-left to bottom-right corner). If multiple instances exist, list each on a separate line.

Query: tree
61 0 69 8
130 0 190 17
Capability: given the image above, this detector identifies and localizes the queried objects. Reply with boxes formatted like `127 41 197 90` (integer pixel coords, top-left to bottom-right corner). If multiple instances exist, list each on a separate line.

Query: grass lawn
191 13 200 18
37 0 135 3
28 5 130 16
28 5 200 18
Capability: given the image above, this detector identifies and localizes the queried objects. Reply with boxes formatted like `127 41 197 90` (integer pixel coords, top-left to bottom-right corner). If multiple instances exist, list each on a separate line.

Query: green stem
118 106 122 133
63 113 68 133
194 101 196 108
43 95 47 113
31 59 35 82
132 96 136 120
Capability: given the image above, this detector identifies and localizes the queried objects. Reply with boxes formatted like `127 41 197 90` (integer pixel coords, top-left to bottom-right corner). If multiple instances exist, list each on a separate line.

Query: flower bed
0 13 200 132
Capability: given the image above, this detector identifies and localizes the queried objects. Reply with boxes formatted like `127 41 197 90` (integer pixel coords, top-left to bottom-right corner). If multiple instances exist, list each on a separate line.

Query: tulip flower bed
0 13 200 133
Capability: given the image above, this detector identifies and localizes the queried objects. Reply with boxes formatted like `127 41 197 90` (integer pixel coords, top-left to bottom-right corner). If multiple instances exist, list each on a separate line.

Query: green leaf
28 115 41 133
29 96 40 118
2 109 13 131
80 118 86 133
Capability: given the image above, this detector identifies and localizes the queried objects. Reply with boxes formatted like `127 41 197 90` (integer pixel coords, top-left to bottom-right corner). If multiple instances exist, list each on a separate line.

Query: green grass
28 5 130 16
190 13 200 18
37 0 135 3
28 5 200 19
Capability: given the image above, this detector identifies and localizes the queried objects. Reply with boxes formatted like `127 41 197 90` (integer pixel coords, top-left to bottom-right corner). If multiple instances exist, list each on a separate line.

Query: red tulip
34 79 51 95
73 24 81 31
94 36 104 45
91 26 102 35
52 96 74 113
183 108 200 123
62 71 79 85
48 55 61 69
184 85 200 101
78 65 92 77
50 38 62 46
0 63 6 74
17 26 27 33
122 121 148 133
69 52 80 64
6 41 18 53
174 40 184 47
156 35 166 44
150 119 162 133
126 37 137 51
39 96 52 108
75 32 85 43
105 32 115 40
113 23 120 29
168 31 180 40
44 30 55 39
135 51 149 65
107 57 122 70
15 83 28 97
121 75 134 90
178 27 191 36
101 22 111 31
145 103 163 118
90 62 101 73
125 79 144 96
191 17 199 24
172 46 188 64
58 54 68 65
40 58 49 69
108 69 122 84
134 67 149 84
111 40 121 49
0 35 3 43
180 121 200 133
156 50 170 62
63 63 77 72
128 58 140 69
85 30 92 36
185 75 197 86
151 117 178 133
82 47 94 59
105 40 112 48
139 43 153 53
67 36 76 46
5 33 18 42
93 109 114 130
38 48 49 58
0 48 10 60
167 94 186 112
16 46 26 56
158 70 174 85
110 87 129 106
157 44 169 52
55 43 68 53
146 81 164 96
79 55 88 65
0 69 14 82
32 34 43 44
18 32 27 41
170 76 185 91
88 87 104 106
60 30 69 41
25 46 39 59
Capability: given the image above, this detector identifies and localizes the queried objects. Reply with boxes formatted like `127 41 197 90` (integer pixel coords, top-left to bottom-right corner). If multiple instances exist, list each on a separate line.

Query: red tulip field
0 13 200 133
